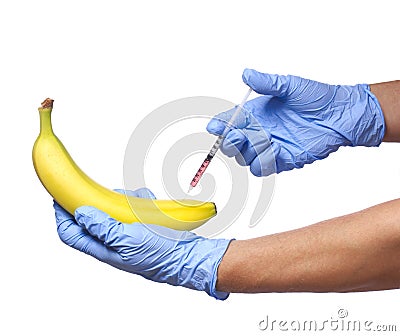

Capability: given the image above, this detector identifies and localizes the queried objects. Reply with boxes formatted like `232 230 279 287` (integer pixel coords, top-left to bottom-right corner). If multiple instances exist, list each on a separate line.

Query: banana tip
213 202 217 215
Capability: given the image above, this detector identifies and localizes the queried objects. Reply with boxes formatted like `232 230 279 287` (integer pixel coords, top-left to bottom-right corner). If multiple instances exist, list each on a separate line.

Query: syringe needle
187 87 252 192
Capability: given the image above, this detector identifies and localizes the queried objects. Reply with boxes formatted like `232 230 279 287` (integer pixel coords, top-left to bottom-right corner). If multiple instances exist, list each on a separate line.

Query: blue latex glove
54 188 232 300
207 69 385 176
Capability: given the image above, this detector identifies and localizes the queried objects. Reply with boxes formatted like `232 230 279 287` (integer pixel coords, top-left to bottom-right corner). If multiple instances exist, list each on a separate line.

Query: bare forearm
370 80 400 142
216 199 400 293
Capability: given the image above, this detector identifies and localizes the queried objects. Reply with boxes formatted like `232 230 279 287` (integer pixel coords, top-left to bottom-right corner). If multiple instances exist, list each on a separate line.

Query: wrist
214 239 251 293
370 80 400 142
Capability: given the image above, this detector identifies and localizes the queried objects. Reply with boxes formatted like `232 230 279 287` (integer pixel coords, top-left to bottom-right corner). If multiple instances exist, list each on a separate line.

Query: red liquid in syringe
189 155 212 188
187 87 253 192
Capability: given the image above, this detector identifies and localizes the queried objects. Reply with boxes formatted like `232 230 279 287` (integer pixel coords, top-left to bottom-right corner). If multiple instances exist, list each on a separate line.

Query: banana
32 98 216 230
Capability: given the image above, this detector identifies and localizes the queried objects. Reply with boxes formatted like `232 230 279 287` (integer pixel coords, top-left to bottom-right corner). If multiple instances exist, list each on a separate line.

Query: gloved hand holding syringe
188 87 253 193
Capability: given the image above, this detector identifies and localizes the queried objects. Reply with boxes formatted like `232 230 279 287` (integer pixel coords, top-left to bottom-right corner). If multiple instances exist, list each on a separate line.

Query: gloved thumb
242 68 290 98
114 187 156 200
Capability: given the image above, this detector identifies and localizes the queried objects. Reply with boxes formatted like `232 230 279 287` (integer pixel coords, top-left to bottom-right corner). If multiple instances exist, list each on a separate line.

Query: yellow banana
32 98 216 230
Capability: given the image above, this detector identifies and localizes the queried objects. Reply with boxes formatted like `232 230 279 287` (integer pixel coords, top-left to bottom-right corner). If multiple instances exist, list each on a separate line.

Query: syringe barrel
188 87 252 191
190 154 213 188
209 135 224 157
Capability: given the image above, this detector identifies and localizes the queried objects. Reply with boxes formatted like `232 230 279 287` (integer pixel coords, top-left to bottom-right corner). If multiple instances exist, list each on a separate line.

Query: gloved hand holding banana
54 188 231 300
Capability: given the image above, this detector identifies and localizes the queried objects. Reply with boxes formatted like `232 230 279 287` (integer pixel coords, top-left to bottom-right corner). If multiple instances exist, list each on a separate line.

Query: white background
1 0 399 335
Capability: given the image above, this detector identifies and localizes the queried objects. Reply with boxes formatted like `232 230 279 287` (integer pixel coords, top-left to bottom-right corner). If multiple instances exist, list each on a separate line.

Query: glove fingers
114 187 156 199
75 206 124 246
234 129 272 166
60 222 121 264
249 142 281 177
54 201 122 264
206 106 251 136
54 201 82 244
220 130 246 157
129 223 201 242
242 69 291 98
53 200 74 224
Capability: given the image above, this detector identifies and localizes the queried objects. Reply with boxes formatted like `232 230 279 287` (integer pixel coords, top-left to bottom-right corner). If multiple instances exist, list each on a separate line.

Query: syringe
188 87 252 193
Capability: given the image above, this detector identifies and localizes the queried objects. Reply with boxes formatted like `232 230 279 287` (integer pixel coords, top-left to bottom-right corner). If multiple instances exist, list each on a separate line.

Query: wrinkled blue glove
207 69 385 176
53 188 232 300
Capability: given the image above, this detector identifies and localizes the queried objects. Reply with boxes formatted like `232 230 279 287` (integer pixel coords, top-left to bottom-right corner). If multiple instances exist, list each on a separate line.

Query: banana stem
38 98 54 135
41 98 54 109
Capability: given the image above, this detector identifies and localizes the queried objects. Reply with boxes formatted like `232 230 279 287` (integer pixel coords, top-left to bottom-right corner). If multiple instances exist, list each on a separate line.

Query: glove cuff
345 84 386 147
208 239 234 300
364 84 386 145
178 237 233 300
